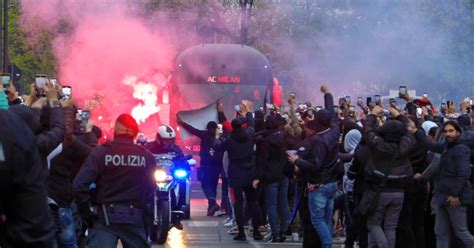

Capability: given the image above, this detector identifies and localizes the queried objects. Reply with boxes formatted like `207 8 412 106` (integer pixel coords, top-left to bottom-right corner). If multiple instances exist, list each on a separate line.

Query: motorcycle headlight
154 170 169 182
173 169 188 179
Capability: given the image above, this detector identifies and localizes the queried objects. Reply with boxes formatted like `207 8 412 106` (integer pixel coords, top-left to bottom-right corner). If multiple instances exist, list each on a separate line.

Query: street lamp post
3 0 8 73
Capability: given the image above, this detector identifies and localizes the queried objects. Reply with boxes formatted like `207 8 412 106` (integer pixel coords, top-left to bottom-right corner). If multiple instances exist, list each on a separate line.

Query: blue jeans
265 177 291 237
53 208 78 248
435 205 474 248
308 182 337 248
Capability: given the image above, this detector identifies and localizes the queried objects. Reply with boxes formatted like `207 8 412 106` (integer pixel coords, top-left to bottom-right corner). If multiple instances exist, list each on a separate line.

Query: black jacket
256 129 289 183
73 136 156 224
35 107 66 157
215 113 256 187
294 93 340 185
414 132 473 206
48 107 97 208
48 132 97 207
179 121 223 171
0 110 55 247
363 115 415 190
409 129 429 174
9 105 65 186
348 142 371 196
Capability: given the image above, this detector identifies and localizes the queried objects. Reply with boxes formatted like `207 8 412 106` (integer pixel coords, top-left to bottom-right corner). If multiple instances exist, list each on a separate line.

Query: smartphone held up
62 86 72 100
1 73 10 93
35 74 48 97
399 85 407 98
81 110 90 129
374 95 381 105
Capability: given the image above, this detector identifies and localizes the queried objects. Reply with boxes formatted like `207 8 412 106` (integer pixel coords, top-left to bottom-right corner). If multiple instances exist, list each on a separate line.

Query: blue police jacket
73 135 156 218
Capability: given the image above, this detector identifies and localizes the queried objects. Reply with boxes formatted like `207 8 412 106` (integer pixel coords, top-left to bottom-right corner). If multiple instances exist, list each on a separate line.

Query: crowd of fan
182 85 474 248
0 80 101 247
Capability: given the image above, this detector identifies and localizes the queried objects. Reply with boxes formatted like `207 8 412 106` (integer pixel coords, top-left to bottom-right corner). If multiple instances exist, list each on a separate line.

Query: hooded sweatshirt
422 121 438 136
256 115 291 183
363 115 416 190
343 129 361 193
214 113 256 187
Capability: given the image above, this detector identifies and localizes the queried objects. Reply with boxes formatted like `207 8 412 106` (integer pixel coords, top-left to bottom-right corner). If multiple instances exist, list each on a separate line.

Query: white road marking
187 221 219 227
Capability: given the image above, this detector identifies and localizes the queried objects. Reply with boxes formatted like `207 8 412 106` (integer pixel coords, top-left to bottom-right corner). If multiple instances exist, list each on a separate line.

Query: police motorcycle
150 151 195 244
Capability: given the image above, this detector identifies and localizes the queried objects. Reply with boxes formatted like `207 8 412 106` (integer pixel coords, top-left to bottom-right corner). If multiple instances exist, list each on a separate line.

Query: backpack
364 148 413 187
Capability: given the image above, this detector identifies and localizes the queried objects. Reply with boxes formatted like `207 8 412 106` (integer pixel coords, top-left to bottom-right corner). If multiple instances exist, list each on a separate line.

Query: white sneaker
223 217 233 223
228 225 239 234
224 219 235 227
214 210 226 217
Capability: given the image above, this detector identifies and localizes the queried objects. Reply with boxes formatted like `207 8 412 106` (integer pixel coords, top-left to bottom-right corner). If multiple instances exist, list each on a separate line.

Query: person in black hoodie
396 116 428 248
48 105 98 248
362 106 415 248
255 115 291 242
177 114 224 216
288 85 340 248
214 108 263 241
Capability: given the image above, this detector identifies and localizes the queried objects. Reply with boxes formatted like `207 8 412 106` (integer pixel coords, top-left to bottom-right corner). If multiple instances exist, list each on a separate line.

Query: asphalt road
120 181 347 248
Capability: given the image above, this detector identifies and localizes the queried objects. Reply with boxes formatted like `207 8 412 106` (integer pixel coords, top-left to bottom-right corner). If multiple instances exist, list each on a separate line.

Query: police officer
73 114 155 247
145 125 186 229
145 125 183 157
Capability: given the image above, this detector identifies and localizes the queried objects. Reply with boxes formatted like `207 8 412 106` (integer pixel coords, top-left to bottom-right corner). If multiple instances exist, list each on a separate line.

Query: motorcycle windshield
154 154 175 167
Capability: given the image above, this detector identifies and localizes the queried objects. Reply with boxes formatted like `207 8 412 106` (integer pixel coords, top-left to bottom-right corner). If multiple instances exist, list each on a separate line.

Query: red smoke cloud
55 11 173 100
20 1 175 135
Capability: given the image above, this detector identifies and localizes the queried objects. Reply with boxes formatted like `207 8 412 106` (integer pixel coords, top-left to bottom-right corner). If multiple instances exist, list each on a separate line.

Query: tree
238 0 253 44
8 0 57 93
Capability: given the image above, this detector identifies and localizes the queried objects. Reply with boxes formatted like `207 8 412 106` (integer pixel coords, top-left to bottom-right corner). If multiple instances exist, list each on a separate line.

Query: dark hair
443 120 462 133
231 118 243 131
265 115 279 130
407 115 420 128
206 121 218 130
254 110 264 119
428 126 438 137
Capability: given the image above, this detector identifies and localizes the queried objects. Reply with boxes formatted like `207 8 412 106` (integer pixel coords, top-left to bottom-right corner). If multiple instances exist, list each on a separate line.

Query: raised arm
177 116 207 139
